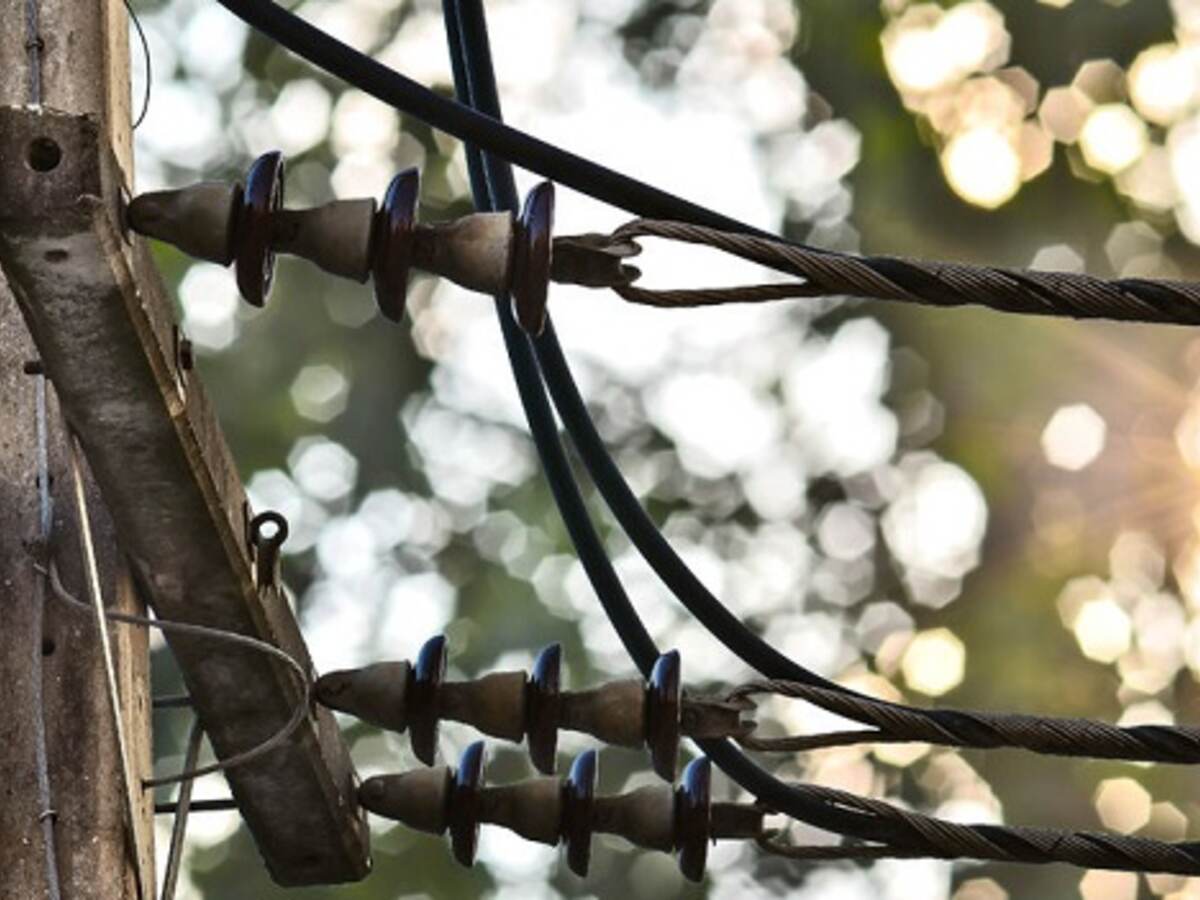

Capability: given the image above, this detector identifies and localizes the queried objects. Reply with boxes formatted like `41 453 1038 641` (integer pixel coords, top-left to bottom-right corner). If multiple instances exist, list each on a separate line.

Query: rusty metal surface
0 105 370 886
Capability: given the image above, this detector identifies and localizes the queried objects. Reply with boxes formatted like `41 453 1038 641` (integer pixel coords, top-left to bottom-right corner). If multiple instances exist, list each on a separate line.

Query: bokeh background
129 0 1200 897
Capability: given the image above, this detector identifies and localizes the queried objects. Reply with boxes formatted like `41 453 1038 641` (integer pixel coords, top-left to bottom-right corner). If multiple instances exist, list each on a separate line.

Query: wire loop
40 560 312 789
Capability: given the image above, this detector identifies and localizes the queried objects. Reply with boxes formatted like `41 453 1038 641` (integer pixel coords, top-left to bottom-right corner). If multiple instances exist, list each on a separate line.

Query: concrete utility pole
0 307 154 899
0 1 370 893
0 5 154 898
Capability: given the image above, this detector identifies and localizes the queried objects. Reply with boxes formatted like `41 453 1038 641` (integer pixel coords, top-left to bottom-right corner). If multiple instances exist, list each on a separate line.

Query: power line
209 0 1200 874
440 0 923 851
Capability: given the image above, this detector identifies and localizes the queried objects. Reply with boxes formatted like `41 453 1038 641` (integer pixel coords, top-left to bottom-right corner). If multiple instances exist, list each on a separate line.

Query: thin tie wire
67 435 149 900
155 798 238 815
152 694 193 709
160 719 203 900
756 832 922 862
123 0 152 129
41 561 313 787
30 372 62 900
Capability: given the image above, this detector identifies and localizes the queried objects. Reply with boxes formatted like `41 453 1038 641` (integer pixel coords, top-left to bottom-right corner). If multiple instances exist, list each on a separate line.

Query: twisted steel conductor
762 781 1200 876
603 218 1200 324
730 680 1200 763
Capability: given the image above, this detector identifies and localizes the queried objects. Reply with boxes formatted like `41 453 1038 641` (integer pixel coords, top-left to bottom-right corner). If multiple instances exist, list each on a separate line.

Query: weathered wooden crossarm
0 105 370 885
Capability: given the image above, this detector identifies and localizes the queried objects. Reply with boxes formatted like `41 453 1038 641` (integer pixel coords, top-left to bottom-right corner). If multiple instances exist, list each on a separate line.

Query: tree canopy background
132 1 1200 897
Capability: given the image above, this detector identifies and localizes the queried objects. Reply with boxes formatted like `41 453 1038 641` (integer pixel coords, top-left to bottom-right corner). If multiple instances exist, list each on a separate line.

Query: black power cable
214 0 868 701
191 6 1200 771
202 0 922 848
440 0 1038 751
208 0 1022 849
215 0 758 234
440 0 920 848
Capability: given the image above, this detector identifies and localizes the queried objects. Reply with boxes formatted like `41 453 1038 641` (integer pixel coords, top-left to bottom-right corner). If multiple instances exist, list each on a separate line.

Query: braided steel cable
756 783 1200 875
731 680 1200 762
609 219 1200 324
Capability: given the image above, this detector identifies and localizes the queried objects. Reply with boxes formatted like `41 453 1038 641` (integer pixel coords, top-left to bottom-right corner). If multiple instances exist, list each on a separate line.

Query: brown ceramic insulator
409 634 447 765
314 660 412 733
645 651 683 781
674 757 713 883
562 749 597 877
271 199 377 282
372 168 420 322
526 643 562 774
357 765 452 835
510 180 554 336
126 181 244 266
362 746 755 882
234 151 284 307
448 741 486 867
477 776 563 846
438 669 527 743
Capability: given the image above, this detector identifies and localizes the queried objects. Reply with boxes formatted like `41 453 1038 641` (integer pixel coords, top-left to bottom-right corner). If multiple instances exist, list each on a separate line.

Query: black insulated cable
215 0 761 234
442 0 923 849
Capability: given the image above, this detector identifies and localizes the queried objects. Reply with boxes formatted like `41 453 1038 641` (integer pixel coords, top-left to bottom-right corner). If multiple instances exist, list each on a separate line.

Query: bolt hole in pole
27 137 61 172
40 638 55 657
